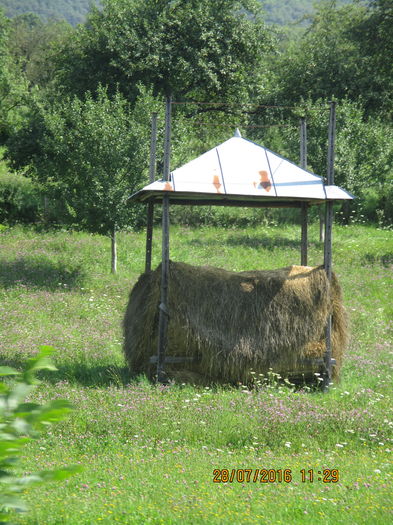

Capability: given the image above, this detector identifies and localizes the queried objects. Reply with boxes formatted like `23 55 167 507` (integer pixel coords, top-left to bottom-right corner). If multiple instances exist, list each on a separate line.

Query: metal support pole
327 101 336 186
322 101 336 392
323 201 334 388
300 117 308 266
300 117 307 169
157 97 172 383
301 203 308 266
145 112 158 273
319 206 325 243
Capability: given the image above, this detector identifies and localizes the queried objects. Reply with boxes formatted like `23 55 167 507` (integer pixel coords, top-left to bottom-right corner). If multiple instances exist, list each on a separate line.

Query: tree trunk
111 227 117 274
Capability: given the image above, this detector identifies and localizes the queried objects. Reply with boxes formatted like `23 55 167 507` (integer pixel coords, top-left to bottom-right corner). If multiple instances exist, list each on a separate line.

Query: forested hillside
260 0 351 25
0 0 101 26
1 0 352 26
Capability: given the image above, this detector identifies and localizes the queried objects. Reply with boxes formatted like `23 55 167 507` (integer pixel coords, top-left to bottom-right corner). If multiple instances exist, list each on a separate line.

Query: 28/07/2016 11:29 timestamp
213 469 339 484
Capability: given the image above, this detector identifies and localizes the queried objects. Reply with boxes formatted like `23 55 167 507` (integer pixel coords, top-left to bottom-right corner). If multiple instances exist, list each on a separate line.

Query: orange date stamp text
213 468 339 483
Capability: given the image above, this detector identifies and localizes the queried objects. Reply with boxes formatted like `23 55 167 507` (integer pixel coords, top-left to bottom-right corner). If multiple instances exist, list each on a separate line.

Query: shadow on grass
362 252 393 267
2 353 327 390
44 363 131 387
2 355 130 387
188 234 307 251
0 257 84 290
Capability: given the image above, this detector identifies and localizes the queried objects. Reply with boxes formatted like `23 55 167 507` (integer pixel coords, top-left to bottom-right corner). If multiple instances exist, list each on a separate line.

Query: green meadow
0 222 392 524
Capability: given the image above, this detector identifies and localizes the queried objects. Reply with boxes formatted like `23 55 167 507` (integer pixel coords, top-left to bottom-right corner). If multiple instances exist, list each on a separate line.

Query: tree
51 0 273 104
9 13 72 89
266 2 366 105
0 10 29 144
8 87 153 272
265 0 393 119
348 0 393 116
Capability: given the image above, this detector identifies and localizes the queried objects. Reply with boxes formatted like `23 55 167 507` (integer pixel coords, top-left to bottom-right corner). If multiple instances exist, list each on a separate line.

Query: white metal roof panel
216 137 276 196
267 151 326 199
171 147 224 194
131 133 354 204
325 185 354 200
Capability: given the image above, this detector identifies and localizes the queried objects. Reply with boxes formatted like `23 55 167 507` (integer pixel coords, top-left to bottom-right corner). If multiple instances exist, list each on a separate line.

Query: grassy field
0 222 392 524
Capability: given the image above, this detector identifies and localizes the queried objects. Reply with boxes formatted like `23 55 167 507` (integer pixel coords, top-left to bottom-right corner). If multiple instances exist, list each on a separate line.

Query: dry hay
123 261 348 384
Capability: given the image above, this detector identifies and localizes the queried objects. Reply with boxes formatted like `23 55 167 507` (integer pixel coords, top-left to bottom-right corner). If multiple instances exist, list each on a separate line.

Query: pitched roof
131 134 353 206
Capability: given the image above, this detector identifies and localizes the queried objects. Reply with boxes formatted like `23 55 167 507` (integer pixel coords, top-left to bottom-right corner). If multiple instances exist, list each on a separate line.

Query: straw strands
123 262 348 385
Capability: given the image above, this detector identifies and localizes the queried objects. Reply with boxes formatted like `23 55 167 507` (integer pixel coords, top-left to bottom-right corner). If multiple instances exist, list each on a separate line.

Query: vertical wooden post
300 117 308 266
157 96 172 383
145 112 158 273
323 100 336 392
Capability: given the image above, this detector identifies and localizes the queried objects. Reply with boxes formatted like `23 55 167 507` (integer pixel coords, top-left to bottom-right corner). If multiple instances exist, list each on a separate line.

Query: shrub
0 346 79 522
0 171 41 224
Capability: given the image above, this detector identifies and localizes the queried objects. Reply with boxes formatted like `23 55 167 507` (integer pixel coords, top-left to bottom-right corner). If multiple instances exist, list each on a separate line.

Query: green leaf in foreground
0 346 80 523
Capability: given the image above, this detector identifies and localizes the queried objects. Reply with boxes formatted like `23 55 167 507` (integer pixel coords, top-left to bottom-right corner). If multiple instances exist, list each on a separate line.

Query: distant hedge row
0 171 41 223
0 171 70 225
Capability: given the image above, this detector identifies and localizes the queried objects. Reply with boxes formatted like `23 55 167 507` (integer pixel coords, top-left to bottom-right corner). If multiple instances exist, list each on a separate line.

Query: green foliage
52 0 273 103
0 150 43 224
2 1 392 229
268 2 364 102
169 204 282 228
7 86 153 235
0 0 352 29
5 95 48 173
9 14 72 89
267 1 393 117
348 0 393 114
0 224 391 523
0 170 41 224
0 346 79 522
247 98 393 225
0 11 29 144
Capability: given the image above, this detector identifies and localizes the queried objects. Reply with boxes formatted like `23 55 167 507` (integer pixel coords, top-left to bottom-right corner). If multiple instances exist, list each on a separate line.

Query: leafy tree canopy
348 0 393 114
266 0 393 117
52 0 274 104
0 10 29 143
9 13 72 87
7 86 153 236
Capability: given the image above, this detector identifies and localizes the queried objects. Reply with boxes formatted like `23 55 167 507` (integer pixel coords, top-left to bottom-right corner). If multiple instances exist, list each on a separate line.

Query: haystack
123 262 348 384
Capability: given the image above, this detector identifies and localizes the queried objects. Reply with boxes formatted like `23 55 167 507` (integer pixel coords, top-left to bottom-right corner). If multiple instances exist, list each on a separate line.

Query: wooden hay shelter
125 99 354 390
123 261 348 385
